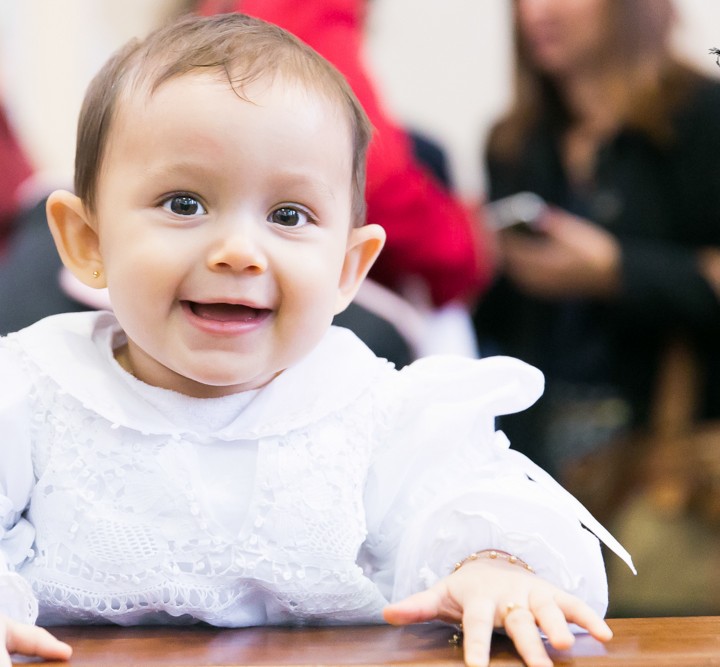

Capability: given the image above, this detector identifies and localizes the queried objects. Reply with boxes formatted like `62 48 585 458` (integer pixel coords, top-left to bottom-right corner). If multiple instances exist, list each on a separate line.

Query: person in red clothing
0 104 34 255
197 0 493 309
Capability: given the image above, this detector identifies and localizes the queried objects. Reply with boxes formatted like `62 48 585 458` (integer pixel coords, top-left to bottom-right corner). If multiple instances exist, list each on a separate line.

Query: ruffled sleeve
0 343 39 624
360 355 633 620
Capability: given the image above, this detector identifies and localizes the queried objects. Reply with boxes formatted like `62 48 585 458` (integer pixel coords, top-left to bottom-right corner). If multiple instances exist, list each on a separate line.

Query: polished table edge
14 616 720 666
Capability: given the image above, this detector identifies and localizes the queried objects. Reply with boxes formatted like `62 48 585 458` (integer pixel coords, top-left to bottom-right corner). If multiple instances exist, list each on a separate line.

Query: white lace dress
0 312 631 628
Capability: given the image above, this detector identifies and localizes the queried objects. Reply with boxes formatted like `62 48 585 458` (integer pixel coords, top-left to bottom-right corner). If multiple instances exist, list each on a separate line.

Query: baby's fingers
2 621 72 662
502 605 553 667
459 599 495 667
530 595 575 650
556 593 613 643
383 587 445 625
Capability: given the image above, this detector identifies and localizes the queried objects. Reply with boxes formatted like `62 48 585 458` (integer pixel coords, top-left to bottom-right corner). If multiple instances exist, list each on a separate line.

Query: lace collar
9 311 392 440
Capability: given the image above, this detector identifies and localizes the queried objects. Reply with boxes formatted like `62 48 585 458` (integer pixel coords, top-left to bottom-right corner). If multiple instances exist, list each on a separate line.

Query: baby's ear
46 190 106 288
335 223 386 314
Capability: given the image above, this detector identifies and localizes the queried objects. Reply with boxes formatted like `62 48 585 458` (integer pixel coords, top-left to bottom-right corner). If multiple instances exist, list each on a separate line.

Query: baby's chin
167 369 284 398
124 352 284 398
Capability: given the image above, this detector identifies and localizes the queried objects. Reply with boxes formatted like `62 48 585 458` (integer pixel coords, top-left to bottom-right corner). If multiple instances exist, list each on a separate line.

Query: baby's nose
206 221 268 273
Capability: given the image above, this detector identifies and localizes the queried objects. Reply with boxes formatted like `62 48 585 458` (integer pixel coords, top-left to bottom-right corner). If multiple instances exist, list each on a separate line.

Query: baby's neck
113 343 135 376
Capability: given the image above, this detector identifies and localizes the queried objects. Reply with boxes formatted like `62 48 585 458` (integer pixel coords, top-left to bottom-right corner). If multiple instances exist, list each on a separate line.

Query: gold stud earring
92 270 101 279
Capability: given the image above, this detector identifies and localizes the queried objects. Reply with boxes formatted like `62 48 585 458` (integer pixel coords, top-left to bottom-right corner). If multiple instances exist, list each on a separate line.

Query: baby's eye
269 206 313 228
161 195 207 217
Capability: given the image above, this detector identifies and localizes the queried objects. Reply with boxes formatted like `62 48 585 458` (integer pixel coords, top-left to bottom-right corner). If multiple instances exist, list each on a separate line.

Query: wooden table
20 617 720 666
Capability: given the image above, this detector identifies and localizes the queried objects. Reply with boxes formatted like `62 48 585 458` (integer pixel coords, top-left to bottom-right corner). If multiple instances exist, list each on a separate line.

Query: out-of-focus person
474 0 720 616
476 0 720 473
0 103 34 254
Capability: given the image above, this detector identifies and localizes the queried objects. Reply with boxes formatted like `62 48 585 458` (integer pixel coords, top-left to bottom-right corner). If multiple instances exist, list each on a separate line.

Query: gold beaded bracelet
453 549 535 574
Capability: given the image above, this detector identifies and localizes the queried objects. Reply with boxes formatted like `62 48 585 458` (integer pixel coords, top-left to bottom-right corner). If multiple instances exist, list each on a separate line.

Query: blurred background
1 0 717 202
4 0 720 620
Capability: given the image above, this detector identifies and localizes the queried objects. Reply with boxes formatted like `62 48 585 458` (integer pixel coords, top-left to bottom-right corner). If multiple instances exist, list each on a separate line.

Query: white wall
366 1 513 197
0 0 180 193
0 0 718 201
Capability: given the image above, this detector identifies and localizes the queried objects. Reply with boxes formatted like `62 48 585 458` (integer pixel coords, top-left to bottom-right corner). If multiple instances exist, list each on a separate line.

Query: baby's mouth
184 301 271 323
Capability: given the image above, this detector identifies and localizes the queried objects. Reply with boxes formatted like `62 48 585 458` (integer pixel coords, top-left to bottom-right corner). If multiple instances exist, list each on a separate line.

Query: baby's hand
383 553 612 667
0 614 72 667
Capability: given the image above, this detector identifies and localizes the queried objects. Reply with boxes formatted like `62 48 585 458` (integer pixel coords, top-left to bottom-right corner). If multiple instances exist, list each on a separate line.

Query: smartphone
487 192 547 234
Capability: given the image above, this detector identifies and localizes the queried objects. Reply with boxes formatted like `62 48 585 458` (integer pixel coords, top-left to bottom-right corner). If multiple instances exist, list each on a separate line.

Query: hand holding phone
487 192 547 234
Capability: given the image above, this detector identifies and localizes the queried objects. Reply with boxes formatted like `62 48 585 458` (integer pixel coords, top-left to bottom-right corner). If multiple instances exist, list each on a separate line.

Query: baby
0 13 632 667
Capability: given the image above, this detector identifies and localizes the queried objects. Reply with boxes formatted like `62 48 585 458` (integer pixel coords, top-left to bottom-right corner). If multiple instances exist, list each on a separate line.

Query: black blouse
475 77 720 471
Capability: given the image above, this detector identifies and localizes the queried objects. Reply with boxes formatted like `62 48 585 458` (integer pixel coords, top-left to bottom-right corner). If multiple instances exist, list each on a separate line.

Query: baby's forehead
105 68 355 175
117 67 350 128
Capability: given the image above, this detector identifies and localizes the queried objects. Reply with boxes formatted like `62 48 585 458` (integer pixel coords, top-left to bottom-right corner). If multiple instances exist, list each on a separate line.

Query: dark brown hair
74 13 372 225
489 0 698 161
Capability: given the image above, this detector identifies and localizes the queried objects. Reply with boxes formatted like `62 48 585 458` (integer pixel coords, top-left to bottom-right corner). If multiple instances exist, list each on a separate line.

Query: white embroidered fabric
0 312 630 628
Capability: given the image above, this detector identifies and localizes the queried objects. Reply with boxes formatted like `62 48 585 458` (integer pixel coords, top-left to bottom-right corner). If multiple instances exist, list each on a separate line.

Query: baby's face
92 72 366 397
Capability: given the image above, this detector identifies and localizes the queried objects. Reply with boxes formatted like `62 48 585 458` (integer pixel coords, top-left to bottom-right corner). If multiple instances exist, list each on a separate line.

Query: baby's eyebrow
141 160 213 179
270 171 337 201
